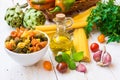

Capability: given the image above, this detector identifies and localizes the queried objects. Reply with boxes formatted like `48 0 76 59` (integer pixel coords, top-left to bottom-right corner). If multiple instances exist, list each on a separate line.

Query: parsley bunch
85 0 120 43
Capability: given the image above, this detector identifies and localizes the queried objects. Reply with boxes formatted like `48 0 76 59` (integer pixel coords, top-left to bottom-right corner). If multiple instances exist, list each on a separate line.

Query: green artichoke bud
23 8 46 29
4 3 27 28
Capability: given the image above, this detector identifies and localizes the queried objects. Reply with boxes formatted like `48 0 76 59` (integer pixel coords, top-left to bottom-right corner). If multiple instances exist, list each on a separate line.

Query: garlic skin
76 63 87 73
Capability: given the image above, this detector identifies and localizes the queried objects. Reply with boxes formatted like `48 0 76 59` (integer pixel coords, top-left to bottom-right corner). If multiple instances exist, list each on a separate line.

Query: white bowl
4 31 50 66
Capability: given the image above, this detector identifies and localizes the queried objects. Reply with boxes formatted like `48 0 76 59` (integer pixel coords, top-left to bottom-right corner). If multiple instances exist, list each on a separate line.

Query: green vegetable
55 55 63 63
62 52 70 64
55 51 83 70
31 0 55 5
50 6 61 13
85 0 120 43
68 59 76 70
72 51 84 62
23 8 46 29
63 0 75 11
50 0 75 13
4 3 28 28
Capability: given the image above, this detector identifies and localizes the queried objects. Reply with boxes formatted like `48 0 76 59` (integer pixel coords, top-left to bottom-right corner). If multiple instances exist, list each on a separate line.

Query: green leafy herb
68 59 76 70
85 0 120 43
55 50 84 70
62 52 71 64
72 51 84 62
55 55 63 63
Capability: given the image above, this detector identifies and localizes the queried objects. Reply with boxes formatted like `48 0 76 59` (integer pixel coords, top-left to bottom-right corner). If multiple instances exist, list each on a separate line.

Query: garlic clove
76 63 87 73
102 52 112 66
96 46 112 67
93 50 102 62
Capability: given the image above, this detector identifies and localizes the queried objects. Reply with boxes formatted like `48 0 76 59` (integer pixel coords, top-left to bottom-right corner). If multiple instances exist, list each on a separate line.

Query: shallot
76 63 87 73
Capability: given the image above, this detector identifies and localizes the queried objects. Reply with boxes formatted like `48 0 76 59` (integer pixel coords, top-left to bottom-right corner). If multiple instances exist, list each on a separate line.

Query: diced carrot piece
39 41 47 48
10 31 18 38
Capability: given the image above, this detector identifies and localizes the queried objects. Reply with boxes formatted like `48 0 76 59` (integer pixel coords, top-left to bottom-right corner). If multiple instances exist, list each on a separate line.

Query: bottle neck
56 20 66 35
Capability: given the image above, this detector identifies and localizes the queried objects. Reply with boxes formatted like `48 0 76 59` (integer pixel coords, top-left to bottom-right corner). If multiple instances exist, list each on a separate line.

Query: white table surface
0 0 120 80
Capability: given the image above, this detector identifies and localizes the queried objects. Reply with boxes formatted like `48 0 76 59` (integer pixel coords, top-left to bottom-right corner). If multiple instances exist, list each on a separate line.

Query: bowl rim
4 30 50 56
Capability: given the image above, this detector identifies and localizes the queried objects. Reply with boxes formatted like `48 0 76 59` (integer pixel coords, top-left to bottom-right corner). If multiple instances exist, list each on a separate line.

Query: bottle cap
56 13 65 21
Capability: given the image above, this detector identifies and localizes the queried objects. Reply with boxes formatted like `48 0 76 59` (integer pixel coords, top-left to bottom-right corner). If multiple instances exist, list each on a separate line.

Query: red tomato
90 43 99 52
56 62 68 73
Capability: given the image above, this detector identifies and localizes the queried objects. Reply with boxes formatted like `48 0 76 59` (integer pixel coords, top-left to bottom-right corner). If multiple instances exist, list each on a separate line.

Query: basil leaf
72 51 84 62
68 59 76 70
55 55 63 63
62 52 70 64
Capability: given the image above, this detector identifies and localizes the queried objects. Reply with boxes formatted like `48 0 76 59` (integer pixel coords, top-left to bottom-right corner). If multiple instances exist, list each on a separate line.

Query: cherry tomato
90 43 99 52
98 34 106 43
43 61 52 71
56 62 68 73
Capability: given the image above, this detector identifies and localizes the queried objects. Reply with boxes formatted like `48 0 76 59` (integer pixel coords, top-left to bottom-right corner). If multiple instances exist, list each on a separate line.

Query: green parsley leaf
85 0 120 43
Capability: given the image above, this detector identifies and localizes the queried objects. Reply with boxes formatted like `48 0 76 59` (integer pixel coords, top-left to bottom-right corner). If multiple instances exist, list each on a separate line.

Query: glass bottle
50 13 73 55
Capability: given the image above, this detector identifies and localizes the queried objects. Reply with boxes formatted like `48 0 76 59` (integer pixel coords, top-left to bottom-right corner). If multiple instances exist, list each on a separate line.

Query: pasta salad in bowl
4 27 49 66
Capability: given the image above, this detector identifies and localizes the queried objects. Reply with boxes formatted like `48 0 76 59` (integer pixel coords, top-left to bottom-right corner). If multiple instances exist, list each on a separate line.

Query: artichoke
4 3 27 28
23 8 46 29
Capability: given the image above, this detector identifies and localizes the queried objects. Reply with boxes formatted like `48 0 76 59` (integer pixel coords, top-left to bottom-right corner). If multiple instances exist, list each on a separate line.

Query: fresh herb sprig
85 0 120 43
55 48 84 70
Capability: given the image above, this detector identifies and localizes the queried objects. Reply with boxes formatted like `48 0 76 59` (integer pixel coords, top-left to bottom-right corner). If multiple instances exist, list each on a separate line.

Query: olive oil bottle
50 13 73 55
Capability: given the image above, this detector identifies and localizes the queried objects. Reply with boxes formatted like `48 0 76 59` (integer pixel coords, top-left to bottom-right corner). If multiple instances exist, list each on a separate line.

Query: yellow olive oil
50 13 73 55
50 35 72 54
